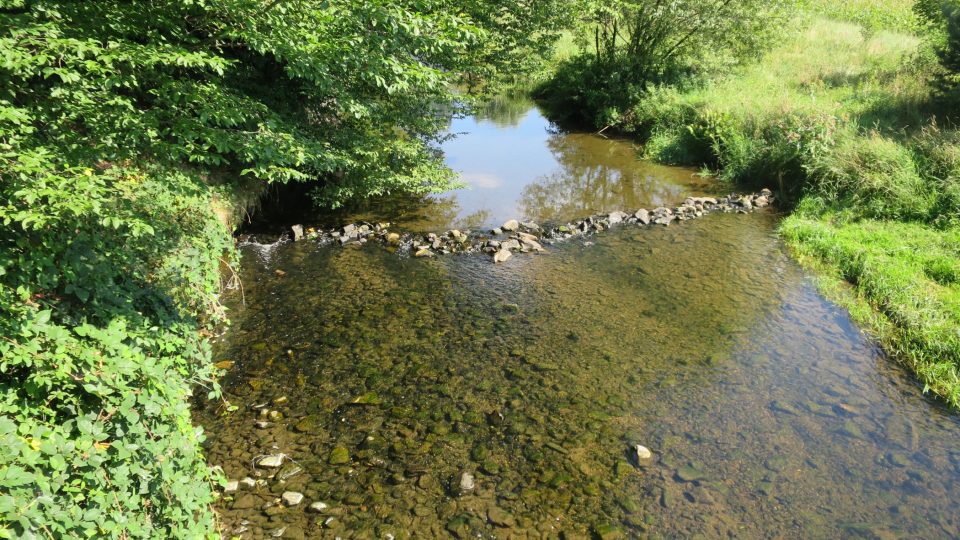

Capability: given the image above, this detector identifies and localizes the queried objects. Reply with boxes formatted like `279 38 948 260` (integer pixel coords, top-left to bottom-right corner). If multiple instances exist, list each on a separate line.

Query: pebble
257 454 285 468
458 471 476 494
240 477 257 488
487 507 516 527
308 501 329 513
493 249 512 263
223 480 239 493
281 491 304 506
633 444 653 462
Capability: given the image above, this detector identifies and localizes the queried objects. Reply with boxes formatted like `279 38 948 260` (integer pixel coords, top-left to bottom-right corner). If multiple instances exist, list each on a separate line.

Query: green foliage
0 157 231 537
800 0 919 32
535 0 792 125
939 1 960 95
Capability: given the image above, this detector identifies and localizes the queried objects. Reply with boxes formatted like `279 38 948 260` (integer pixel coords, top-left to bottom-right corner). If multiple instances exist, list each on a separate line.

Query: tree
940 1 960 97
586 0 790 82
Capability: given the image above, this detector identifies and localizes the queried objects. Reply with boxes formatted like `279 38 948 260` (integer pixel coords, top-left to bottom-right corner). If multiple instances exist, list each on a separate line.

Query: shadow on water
198 97 960 539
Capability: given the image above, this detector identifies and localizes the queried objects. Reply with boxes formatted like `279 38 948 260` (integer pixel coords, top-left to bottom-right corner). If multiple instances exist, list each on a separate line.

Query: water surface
197 101 960 539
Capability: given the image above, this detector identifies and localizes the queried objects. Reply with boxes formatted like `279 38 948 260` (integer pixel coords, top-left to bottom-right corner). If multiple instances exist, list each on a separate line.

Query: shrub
0 159 232 537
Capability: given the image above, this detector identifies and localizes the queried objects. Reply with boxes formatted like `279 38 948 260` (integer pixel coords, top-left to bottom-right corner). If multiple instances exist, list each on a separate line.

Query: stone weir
281 190 775 264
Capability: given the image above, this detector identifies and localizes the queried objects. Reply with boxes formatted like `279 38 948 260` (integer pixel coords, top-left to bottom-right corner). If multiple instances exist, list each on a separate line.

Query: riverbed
195 98 960 539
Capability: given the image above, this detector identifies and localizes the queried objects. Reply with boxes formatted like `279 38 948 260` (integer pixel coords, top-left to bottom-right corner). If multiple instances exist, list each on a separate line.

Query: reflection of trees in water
519 133 688 224
473 94 536 128
343 192 461 230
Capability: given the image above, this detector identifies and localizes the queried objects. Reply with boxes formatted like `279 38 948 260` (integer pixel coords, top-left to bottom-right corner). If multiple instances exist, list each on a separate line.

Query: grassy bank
538 4 960 406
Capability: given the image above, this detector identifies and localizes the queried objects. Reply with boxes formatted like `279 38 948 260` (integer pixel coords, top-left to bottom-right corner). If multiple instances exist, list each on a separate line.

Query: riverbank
536 7 960 407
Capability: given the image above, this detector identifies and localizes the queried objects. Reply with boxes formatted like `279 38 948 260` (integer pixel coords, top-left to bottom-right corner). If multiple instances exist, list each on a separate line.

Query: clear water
196 100 960 539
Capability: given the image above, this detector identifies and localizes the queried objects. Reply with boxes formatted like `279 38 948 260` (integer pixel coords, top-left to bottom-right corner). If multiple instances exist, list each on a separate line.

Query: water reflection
342 99 708 232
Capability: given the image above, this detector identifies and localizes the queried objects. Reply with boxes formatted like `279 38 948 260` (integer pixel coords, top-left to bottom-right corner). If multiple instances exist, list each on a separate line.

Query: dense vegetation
0 0 569 536
538 0 960 406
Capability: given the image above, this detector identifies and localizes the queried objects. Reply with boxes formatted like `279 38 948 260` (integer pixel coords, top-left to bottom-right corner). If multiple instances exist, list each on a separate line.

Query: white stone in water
223 480 239 493
240 477 257 488
634 445 653 461
281 491 304 506
608 211 627 224
459 472 476 493
308 501 329 513
270 527 286 537
493 249 512 263
635 209 651 225
257 454 285 468
501 219 519 232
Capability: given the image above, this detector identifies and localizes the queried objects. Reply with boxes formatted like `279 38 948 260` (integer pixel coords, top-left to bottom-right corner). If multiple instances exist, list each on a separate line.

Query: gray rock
635 209 651 225
257 454 285 468
342 224 357 236
493 249 512 263
517 231 538 243
308 501 329 513
500 239 521 251
487 507 516 527
608 211 627 224
281 491 304 506
654 215 676 226
224 480 239 493
521 239 544 252
233 493 258 510
240 477 257 488
459 471 476 494
633 445 653 461
501 219 519 232
520 221 540 231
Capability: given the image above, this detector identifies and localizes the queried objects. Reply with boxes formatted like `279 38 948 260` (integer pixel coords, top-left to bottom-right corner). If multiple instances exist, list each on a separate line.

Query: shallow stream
196 98 960 539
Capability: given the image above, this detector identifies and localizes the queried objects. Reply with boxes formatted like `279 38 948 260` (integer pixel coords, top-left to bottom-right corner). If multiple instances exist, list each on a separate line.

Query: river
195 97 960 539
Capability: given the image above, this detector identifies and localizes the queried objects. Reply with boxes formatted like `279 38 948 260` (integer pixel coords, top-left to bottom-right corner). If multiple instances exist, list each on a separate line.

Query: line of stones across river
283 190 775 264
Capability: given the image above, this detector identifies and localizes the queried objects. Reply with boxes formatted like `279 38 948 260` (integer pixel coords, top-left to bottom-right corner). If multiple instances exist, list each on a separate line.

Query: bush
0 159 232 537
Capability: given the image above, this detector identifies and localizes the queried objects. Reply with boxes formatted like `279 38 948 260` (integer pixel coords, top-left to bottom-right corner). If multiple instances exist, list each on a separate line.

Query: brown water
197 101 960 539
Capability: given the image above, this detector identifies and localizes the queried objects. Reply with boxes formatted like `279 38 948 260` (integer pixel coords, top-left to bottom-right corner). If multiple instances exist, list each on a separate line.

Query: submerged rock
257 454 285 468
328 446 350 465
281 491 304 506
457 471 475 495
633 444 653 462
308 501 329 513
493 249 512 263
